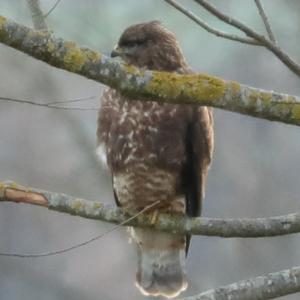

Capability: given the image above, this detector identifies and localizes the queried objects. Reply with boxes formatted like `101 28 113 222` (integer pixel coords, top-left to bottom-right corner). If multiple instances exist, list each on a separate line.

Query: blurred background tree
0 0 300 299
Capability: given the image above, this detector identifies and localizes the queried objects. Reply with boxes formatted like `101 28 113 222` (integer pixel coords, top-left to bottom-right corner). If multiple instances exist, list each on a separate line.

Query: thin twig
0 96 98 111
48 96 96 105
25 0 105 185
193 0 300 77
193 0 269 38
254 0 277 43
164 0 260 46
0 200 160 258
44 0 62 19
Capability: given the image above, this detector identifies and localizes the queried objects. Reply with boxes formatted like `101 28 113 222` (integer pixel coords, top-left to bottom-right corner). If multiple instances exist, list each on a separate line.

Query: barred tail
131 228 188 298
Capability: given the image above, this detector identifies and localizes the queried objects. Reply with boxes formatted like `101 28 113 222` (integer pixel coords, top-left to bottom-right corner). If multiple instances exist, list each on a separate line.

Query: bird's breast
113 165 185 213
105 99 189 172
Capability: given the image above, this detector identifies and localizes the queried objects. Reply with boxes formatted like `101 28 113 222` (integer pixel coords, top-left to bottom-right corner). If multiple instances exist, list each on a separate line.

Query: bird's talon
150 209 159 224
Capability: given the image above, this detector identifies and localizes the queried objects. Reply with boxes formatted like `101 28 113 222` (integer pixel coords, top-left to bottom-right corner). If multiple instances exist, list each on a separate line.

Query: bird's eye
120 39 144 48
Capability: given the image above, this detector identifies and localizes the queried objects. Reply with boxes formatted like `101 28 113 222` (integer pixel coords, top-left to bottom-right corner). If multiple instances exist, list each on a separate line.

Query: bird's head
111 21 188 72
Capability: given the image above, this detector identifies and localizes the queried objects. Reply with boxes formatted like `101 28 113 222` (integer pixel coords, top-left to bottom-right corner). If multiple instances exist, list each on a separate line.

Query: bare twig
44 0 62 19
193 0 300 77
25 1 96 113
0 198 160 258
181 266 300 300
49 96 95 105
254 0 277 43
193 0 270 39
26 0 48 30
164 0 260 45
25 0 105 186
1 181 300 238
0 96 98 111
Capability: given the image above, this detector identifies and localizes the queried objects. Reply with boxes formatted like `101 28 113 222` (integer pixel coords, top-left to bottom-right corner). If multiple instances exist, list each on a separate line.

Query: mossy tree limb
181 265 300 300
0 15 300 125
1 180 300 238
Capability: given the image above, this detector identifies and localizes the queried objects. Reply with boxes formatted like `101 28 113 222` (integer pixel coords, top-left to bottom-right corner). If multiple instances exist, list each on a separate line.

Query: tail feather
132 228 188 298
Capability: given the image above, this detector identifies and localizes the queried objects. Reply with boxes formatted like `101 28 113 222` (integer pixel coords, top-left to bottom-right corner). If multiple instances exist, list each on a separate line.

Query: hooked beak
110 45 123 58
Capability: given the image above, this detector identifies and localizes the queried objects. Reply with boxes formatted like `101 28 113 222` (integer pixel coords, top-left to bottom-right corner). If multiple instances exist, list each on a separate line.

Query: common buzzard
97 21 214 298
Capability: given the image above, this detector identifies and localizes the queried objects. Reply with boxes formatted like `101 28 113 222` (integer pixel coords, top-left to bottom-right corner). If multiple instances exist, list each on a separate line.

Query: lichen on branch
181 265 300 300
0 15 300 125
1 180 300 238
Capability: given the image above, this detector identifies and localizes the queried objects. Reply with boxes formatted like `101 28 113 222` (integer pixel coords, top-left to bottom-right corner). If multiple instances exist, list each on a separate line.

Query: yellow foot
150 209 159 225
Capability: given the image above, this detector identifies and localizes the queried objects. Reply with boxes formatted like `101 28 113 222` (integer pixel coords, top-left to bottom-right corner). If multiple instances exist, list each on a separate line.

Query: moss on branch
0 15 300 125
1 181 300 238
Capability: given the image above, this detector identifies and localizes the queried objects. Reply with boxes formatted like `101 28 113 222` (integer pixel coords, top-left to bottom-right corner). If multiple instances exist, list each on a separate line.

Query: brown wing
97 88 121 207
186 106 213 217
97 89 116 147
183 106 213 252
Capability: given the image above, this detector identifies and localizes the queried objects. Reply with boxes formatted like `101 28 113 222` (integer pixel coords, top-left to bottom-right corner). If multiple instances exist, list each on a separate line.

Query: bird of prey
97 21 214 298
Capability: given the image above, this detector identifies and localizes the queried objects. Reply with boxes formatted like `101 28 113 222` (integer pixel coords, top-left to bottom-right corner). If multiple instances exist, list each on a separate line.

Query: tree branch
193 0 300 77
181 265 300 300
0 198 160 258
164 0 260 46
0 15 300 125
26 0 48 30
1 181 300 238
254 0 277 44
44 0 62 19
